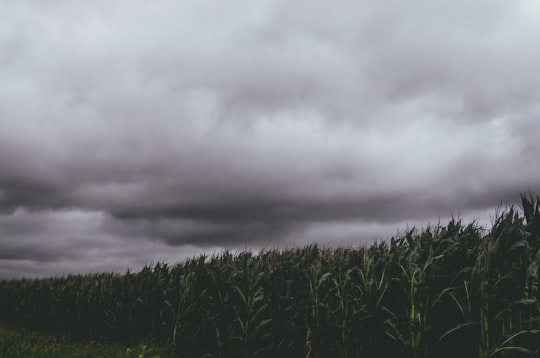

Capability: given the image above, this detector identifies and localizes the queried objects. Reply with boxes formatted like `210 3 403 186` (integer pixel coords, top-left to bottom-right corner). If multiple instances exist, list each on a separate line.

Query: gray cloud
1 0 540 277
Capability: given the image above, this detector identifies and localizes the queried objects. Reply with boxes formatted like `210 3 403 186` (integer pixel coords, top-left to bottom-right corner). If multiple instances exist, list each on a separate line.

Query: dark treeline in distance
1 194 540 357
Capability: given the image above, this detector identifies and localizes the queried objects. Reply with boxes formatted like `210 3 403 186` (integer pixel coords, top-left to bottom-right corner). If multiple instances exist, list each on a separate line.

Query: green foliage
0 325 168 357
1 194 540 357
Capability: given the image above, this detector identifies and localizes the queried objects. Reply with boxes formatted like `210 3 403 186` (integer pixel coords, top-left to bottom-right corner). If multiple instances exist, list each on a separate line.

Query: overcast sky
1 0 540 278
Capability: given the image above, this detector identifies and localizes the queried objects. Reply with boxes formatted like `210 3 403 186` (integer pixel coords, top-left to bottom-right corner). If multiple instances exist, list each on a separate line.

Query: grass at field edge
0 324 174 358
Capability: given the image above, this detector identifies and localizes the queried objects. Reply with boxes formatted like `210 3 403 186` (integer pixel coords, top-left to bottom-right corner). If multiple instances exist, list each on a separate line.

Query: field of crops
1 194 540 357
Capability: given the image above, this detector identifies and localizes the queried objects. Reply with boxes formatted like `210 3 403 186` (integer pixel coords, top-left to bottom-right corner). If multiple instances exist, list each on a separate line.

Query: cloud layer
1 0 540 277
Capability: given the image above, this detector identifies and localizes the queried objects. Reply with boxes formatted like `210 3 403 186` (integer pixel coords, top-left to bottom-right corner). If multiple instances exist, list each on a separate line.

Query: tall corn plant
231 269 271 357
356 243 393 357
260 248 304 355
431 220 482 357
469 206 540 357
329 249 363 357
304 252 332 358
166 257 210 357
206 251 235 358
387 229 444 358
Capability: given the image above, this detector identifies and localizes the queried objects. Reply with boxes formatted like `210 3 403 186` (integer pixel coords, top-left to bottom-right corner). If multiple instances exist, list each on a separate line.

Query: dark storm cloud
1 0 540 277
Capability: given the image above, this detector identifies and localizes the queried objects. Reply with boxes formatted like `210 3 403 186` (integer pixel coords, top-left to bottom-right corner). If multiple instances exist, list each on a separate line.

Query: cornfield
1 194 540 357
